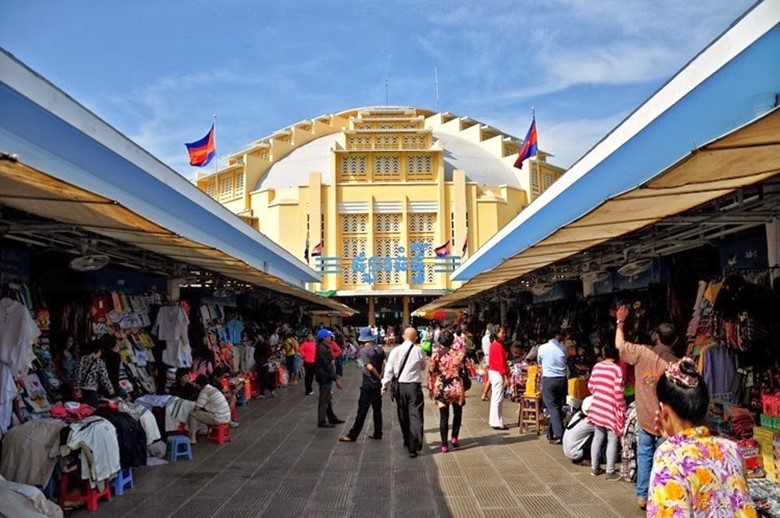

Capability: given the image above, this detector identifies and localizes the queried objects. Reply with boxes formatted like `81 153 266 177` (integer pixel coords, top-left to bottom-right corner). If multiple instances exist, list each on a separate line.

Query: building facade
195 107 565 325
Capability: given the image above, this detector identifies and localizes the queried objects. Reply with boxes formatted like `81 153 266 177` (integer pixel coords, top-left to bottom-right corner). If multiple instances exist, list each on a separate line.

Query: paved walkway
76 364 644 517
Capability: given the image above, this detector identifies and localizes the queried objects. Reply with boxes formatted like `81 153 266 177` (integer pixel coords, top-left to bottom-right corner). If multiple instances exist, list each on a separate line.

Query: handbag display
391 344 415 402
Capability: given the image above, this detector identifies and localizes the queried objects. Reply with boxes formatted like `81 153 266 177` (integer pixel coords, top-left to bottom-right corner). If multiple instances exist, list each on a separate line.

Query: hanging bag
460 360 472 391
391 345 415 402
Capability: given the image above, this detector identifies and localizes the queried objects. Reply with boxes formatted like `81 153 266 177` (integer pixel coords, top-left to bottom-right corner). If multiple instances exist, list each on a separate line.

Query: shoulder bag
391 344 415 402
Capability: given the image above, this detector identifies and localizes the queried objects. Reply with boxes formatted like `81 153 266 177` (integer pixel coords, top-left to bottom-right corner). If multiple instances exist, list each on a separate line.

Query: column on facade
499 299 508 327
402 296 410 327
368 297 376 326
768 216 779 282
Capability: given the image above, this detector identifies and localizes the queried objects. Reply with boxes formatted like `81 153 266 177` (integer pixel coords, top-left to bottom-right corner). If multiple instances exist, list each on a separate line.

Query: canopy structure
417 2 780 313
0 49 356 316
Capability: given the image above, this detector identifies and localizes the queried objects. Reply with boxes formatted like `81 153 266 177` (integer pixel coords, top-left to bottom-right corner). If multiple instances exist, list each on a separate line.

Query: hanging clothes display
152 303 192 368
94 408 147 469
0 297 42 434
61 416 121 489
0 418 66 486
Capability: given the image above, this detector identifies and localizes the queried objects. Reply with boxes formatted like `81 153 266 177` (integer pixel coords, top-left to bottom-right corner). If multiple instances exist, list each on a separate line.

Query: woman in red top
488 326 509 430
298 333 317 396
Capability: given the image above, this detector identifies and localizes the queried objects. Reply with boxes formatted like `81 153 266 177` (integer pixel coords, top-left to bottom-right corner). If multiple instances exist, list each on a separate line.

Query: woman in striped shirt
587 343 626 479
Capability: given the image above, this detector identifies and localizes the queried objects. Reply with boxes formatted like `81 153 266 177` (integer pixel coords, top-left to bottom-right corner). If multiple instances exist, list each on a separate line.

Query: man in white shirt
480 324 494 401
188 375 233 444
381 327 426 457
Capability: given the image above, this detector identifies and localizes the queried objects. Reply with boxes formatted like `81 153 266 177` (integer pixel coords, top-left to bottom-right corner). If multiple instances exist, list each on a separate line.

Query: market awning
418 2 780 313
0 49 356 316
0 158 356 315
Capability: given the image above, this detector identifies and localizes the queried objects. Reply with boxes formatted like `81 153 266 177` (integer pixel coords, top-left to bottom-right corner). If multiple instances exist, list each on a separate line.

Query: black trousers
439 403 463 445
317 380 338 425
397 382 424 453
347 386 382 440
542 376 568 440
304 362 316 394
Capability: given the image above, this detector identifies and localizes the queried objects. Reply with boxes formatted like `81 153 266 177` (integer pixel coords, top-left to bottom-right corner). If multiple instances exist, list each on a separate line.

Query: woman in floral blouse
649 358 756 517
428 328 466 453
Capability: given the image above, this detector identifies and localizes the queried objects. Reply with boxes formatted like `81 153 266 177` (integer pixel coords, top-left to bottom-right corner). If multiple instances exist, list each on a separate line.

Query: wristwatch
616 319 625 324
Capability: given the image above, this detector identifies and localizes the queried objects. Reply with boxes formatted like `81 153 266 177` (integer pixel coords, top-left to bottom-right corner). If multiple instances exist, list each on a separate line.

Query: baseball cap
316 329 334 341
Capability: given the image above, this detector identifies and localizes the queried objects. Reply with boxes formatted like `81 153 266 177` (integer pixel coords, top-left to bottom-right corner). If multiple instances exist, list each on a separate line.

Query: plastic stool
167 435 193 461
244 379 252 401
231 407 239 422
207 423 231 445
58 469 111 512
111 468 134 496
237 389 248 407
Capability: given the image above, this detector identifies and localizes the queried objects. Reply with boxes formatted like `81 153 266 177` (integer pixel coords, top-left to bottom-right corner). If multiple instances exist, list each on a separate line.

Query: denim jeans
637 427 662 499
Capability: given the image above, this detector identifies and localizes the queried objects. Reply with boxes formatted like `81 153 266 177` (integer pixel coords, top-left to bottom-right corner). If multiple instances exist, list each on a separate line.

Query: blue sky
1 0 755 178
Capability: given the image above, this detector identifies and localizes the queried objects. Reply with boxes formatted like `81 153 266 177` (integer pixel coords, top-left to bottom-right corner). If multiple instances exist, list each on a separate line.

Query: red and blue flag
185 124 216 167
513 117 538 169
434 241 451 258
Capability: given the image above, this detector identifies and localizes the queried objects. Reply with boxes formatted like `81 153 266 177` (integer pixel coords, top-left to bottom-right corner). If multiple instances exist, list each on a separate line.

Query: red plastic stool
58 469 111 512
231 407 239 422
207 423 231 445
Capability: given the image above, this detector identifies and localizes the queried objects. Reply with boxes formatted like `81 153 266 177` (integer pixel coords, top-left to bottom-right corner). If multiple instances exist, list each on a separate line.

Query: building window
341 214 368 234
346 136 371 151
409 213 435 233
375 213 401 233
341 238 367 285
235 172 245 196
407 154 433 179
530 168 541 195
375 135 398 151
375 237 402 284
374 155 400 180
339 155 367 181
542 171 555 191
220 176 233 199
206 179 217 198
450 209 456 251
402 135 426 150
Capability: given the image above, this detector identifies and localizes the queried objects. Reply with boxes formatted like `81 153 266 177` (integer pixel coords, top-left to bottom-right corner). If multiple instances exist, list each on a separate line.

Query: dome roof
255 130 522 191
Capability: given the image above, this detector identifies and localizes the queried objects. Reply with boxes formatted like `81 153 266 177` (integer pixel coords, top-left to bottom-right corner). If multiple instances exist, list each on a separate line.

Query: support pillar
368 297 376 326
582 279 595 298
402 296 410 327
499 299 507 327
768 216 780 283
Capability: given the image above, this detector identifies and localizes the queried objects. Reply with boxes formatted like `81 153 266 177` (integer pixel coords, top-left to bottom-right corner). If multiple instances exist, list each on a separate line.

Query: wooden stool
518 395 542 435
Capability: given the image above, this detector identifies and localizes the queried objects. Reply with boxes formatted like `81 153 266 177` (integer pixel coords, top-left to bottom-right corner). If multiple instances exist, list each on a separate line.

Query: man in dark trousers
315 328 344 428
381 327 426 457
339 327 386 442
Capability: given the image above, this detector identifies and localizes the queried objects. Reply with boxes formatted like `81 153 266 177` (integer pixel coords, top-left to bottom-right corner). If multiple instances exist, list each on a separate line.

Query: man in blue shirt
339 328 386 442
537 326 568 444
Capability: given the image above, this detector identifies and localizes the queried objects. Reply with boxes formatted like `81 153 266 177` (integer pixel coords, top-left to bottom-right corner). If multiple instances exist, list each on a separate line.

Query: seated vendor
188 375 234 444
169 368 199 400
74 339 115 407
562 396 595 464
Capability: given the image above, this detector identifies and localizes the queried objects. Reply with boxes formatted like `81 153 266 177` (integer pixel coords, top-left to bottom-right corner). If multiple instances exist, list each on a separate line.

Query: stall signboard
720 234 768 272
351 242 428 284
0 246 30 282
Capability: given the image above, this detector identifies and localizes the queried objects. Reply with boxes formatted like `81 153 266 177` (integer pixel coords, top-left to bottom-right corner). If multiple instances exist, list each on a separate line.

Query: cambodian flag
311 242 323 257
185 124 216 167
434 241 451 258
513 117 538 169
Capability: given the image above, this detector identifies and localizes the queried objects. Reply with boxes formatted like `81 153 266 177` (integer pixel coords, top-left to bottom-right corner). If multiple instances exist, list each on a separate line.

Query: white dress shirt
381 341 427 387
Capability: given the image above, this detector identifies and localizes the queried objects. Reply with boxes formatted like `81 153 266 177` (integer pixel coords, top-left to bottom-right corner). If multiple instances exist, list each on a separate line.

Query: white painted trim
408 201 439 213
373 201 404 213
452 0 780 279
337 202 370 214
336 289 447 297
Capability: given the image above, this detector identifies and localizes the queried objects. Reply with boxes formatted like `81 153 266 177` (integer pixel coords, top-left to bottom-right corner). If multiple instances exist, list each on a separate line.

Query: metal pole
213 113 217 175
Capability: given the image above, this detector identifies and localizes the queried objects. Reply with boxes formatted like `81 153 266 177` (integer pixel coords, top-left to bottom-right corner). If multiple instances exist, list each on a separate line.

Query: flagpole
213 113 217 175
434 66 439 111
531 106 539 195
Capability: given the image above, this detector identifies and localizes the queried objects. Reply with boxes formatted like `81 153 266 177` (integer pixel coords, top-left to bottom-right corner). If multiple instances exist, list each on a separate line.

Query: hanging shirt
648 426 757 517
225 319 244 345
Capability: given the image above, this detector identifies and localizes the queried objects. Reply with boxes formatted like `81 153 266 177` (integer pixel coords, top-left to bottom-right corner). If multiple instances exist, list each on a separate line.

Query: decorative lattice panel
206 180 217 198
410 239 434 256
342 237 367 257
340 156 368 180
220 176 233 198
409 213 435 233
403 135 426 150
347 136 371 151
375 237 401 257
374 155 400 178
235 173 245 196
341 214 368 234
407 155 433 176
425 263 435 284
343 262 360 285
375 213 401 233
375 135 398 151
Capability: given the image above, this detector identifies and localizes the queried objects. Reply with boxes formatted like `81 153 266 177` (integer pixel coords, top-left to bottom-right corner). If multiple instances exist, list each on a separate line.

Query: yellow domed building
195 106 565 325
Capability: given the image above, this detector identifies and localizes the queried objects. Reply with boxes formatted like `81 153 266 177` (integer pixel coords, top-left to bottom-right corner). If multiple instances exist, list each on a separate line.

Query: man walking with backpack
381 327 426 457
